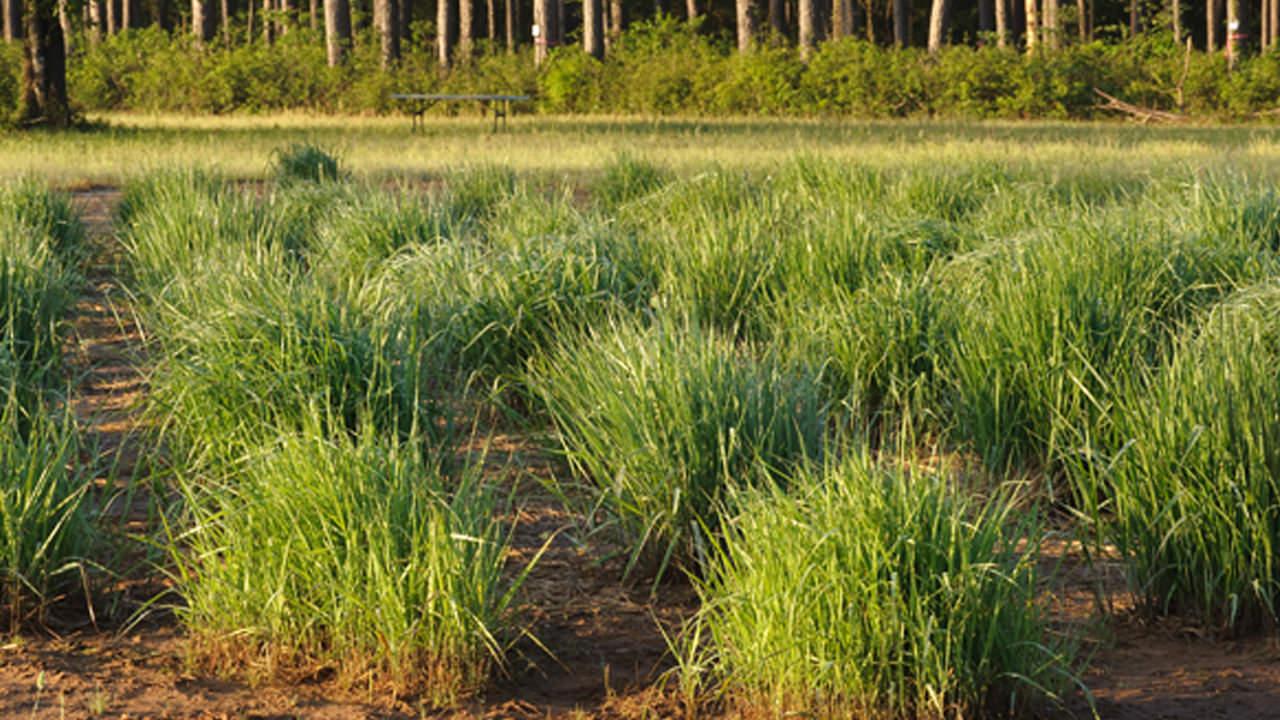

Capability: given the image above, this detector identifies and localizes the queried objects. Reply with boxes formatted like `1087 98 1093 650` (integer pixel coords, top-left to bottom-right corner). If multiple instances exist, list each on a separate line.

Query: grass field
4 116 1280 717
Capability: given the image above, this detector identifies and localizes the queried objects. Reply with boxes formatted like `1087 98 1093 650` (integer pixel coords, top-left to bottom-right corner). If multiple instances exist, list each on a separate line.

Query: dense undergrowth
6 20 1280 119
12 140 1280 714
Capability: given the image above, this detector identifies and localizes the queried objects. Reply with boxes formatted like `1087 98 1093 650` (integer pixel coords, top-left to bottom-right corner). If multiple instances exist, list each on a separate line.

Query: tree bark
105 0 115 34
309 0 317 29
736 0 754 50
1077 0 1086 40
893 0 908 45
374 0 397 68
486 0 495 40
458 0 472 60
20 0 71 127
1227 0 1238 65
439 0 455 66
831 0 848 37
120 0 130 29
324 0 350 65
1025 0 1037 51
1207 0 1217 48
1042 0 1056 47
799 0 816 55
220 0 229 44
280 0 292 35
994 0 1007 44
56 0 69 54
192 0 212 43
1270 0 1278 48
86 0 102 44
533 0 548 63
607 0 621 47
3 0 18 41
262 0 272 41
1128 0 1138 36
505 0 515 49
927 0 946 50
584 0 602 56
686 0 696 19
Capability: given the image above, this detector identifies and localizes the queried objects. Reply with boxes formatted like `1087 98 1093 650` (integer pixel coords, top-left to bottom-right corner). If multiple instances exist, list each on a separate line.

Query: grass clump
682 453 1074 718
531 319 826 577
1076 281 1280 633
0 392 92 633
173 420 517 702
271 143 344 185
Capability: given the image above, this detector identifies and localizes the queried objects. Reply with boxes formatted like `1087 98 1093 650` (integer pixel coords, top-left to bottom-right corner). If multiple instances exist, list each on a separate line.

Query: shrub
272 142 344 185
683 453 1075 717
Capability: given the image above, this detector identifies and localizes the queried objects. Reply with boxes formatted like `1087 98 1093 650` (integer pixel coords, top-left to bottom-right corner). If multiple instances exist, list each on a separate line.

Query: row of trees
6 0 1280 125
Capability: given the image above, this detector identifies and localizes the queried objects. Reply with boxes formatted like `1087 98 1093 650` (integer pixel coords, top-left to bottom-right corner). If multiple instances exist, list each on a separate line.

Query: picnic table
390 93 531 132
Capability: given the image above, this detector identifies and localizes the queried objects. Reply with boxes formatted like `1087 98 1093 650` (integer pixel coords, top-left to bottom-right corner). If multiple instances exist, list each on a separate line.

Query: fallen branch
1093 88 1189 124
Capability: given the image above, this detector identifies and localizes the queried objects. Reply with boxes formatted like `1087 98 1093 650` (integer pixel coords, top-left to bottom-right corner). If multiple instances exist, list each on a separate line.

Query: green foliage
0 42 21 127
272 143 344 185
173 419 517 701
683 454 1074 717
530 319 827 578
1073 282 1280 633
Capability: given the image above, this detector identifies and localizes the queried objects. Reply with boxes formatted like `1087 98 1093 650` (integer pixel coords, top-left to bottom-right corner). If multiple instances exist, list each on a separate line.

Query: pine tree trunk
1042 0 1055 47
486 0 495 39
736 0 754 49
686 0 697 19
439 0 455 66
1207 0 1217 49
105 0 115 34
505 0 515 49
220 0 229 44
1270 0 1277 48
458 0 472 59
608 0 621 47
1025 0 1037 51
995 0 1007 44
324 0 349 65
262 0 272 42
584 0 602 56
926 0 946 50
279 0 292 35
56 0 69 54
374 0 397 68
799 0 815 55
3 0 18 41
1077 0 1086 40
893 0 908 45
831 0 847 37
1128 0 1137 35
1226 0 1238 65
192 0 212 42
86 0 102 44
20 0 71 127
120 0 130 29
533 0 547 63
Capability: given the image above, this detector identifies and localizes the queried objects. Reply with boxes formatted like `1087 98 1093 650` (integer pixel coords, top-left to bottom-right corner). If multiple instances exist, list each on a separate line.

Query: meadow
2 116 1280 717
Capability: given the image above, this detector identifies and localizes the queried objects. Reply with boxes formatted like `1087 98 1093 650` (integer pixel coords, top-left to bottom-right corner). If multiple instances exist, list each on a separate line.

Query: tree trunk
20 0 71 127
1025 0 1037 51
893 0 908 44
1207 0 1217 49
56 0 69 54
799 0 816 55
324 0 349 65
1128 0 1137 36
374 0 397 67
486 0 495 39
279 0 292 35
768 0 783 35
607 0 621 47
686 0 696 19
309 0 317 29
458 0 472 60
120 0 130 28
1261 0 1267 50
192 0 212 42
1264 0 1274 47
995 0 1006 44
105 0 115 34
533 0 548 63
1077 0 1086 40
1226 0 1238 65
505 0 515 49
1042 0 1055 47
86 0 101 44
3 0 17 40
926 0 946 50
263 0 273 42
736 0 754 50
439 0 455 66
220 0 229 44
584 0 602 56
831 0 848 37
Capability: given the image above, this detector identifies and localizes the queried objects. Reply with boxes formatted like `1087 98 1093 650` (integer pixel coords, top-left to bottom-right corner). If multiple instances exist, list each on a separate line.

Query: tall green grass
172 419 518 701
531 319 827 577
1073 281 1280 632
683 453 1075 718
